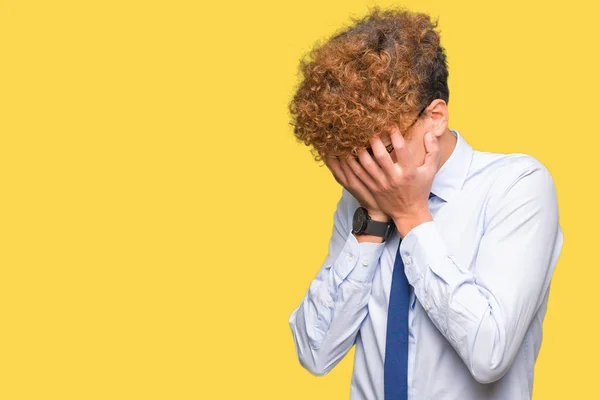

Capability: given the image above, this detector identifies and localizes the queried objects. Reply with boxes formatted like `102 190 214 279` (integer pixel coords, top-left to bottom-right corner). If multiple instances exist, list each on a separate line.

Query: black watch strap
363 218 393 237
352 207 395 240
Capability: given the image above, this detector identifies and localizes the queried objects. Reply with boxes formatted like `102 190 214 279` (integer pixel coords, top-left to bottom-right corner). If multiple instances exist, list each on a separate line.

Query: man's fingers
324 156 347 186
358 149 387 184
369 137 394 177
389 128 412 169
420 132 441 175
345 156 377 190
340 158 373 193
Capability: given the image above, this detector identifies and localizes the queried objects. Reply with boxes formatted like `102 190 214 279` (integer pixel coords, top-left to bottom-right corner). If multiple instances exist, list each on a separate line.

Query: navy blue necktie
384 192 434 399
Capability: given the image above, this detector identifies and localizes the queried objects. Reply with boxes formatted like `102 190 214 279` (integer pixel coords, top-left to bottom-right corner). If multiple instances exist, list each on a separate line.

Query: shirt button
347 253 354 262
362 259 369 267
327 300 334 308
424 304 430 311
404 256 412 265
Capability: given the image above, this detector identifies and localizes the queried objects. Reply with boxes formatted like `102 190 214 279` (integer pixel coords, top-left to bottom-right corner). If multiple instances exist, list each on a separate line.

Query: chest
429 193 488 271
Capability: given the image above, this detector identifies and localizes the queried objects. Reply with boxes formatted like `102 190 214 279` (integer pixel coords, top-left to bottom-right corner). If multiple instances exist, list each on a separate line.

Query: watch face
353 207 367 232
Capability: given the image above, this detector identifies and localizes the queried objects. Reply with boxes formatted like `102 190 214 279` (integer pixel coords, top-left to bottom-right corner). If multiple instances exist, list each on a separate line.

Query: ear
423 99 448 138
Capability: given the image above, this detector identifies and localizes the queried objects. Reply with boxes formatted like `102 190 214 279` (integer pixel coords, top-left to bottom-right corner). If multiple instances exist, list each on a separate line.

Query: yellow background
0 0 596 398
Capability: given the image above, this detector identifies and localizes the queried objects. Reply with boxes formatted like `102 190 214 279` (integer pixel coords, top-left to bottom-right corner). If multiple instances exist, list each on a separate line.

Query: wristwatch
352 207 395 241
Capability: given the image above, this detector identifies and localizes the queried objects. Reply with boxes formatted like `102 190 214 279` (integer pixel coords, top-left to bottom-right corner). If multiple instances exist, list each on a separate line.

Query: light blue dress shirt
289 129 564 399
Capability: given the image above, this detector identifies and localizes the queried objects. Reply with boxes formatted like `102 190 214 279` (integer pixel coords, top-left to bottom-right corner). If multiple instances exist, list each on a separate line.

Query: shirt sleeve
399 162 563 384
289 188 386 376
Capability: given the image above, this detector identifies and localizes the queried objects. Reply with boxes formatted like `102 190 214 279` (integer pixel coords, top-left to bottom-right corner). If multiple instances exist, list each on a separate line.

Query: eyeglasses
365 106 427 158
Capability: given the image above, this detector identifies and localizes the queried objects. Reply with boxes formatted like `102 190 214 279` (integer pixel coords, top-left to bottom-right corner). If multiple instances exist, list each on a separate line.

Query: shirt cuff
333 231 386 282
399 221 465 288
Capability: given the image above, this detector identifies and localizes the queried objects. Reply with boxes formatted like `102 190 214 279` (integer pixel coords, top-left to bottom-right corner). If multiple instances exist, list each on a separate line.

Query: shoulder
477 152 558 220
472 150 556 193
472 150 545 175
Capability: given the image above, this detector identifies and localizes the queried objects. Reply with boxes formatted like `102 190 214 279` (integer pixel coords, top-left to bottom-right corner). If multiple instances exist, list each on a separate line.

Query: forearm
400 220 558 383
289 231 385 375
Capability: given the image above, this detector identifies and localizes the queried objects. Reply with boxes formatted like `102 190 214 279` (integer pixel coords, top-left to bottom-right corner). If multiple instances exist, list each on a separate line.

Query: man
287 6 563 400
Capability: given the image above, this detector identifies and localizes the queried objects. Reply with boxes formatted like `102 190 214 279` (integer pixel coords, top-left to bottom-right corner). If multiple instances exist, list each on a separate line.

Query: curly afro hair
288 6 449 162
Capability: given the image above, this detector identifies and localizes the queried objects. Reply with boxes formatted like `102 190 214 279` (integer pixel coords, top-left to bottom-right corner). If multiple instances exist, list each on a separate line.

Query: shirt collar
430 128 473 203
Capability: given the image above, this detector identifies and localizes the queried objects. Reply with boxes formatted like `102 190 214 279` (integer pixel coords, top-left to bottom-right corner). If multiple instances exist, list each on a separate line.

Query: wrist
353 209 391 243
393 208 433 238
367 210 391 223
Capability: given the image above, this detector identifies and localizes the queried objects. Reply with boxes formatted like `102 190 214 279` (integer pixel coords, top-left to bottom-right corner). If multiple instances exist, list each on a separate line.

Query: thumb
422 132 440 172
